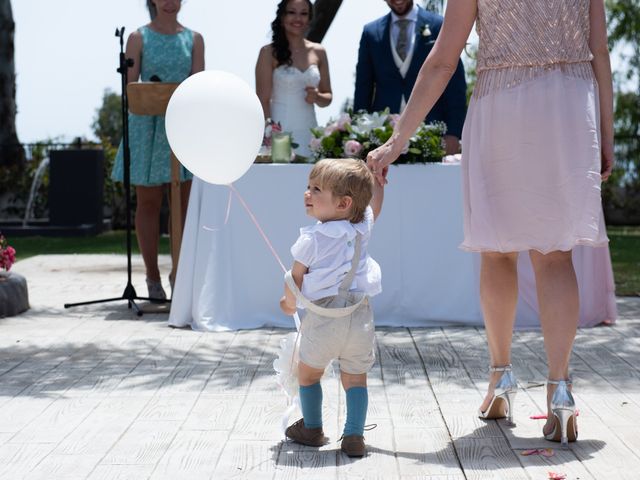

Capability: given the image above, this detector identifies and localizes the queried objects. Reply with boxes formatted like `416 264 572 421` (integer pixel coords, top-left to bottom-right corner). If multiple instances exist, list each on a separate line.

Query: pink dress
461 0 608 253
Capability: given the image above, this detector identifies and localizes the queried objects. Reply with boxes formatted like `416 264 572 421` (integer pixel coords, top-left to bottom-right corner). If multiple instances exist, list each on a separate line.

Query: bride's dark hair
271 0 314 66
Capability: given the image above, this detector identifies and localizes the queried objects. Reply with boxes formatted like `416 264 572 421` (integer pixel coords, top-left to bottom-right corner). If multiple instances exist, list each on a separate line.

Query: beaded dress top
474 0 594 98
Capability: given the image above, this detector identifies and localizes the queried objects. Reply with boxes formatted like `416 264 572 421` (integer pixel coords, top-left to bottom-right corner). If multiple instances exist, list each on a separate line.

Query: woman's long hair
271 0 314 66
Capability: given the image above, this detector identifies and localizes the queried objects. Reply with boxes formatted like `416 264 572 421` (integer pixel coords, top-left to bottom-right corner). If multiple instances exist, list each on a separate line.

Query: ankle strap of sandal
489 364 512 372
547 378 572 385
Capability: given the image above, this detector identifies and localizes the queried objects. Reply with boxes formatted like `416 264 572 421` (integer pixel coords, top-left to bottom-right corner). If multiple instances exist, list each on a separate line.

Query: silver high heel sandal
478 365 518 425
544 379 577 446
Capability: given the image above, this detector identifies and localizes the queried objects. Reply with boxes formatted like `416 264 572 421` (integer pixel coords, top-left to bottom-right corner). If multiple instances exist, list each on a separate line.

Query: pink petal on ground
530 414 548 419
541 448 555 457
548 473 566 480
521 449 541 456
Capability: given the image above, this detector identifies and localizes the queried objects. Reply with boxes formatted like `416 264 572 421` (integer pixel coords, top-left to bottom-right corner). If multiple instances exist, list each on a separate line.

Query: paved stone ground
1 254 639 480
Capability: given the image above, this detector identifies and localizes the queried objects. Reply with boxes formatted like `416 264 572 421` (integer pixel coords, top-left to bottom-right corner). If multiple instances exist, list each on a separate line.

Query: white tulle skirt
460 69 608 253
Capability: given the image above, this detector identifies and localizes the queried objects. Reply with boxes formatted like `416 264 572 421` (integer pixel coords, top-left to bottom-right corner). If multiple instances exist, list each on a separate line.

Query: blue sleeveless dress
112 26 194 186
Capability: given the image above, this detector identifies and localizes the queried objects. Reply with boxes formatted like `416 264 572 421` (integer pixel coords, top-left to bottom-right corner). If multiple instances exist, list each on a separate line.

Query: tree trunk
307 0 342 43
0 0 25 167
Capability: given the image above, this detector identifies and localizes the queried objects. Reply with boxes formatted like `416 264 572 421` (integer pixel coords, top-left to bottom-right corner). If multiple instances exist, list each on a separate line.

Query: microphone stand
64 27 169 316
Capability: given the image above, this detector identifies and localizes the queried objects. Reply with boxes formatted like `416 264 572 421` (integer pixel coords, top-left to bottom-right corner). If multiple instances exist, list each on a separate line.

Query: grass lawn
8 227 640 296
9 230 170 258
608 226 640 296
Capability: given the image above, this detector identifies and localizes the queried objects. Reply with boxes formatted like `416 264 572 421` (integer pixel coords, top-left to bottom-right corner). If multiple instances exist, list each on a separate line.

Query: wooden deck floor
1 255 639 479
0 302 639 479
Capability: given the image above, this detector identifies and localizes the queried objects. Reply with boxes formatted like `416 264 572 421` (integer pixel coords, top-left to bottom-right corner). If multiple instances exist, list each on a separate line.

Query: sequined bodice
474 0 595 97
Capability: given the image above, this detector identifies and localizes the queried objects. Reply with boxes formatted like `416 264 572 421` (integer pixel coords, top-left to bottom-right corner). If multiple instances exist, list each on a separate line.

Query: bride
255 0 333 159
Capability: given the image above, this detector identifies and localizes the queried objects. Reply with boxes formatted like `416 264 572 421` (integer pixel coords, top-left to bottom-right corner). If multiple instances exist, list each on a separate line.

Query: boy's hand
280 296 296 315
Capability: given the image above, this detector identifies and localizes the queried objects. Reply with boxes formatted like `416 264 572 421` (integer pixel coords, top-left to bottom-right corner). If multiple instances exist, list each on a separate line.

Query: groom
354 0 467 154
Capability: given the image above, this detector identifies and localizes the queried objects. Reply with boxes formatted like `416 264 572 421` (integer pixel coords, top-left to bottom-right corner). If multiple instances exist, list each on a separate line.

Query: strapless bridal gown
270 64 321 158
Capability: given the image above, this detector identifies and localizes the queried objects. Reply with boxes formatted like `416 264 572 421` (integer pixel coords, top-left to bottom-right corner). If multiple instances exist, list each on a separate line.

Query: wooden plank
24 453 103 480
100 420 182 465
335 416 400 479
393 427 461 477
571 425 640 480
137 393 200 422
0 443 56 479
87 465 155 480
52 397 148 456
149 430 227 479
214 440 279 479
516 446 595 480
10 397 102 444
274 442 338 480
453 437 529 479
182 394 247 431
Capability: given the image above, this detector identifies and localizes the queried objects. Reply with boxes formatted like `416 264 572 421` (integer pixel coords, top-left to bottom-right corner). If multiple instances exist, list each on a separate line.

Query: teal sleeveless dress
112 26 194 186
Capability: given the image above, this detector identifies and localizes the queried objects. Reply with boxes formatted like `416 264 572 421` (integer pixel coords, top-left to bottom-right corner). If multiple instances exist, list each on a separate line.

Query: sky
12 0 397 144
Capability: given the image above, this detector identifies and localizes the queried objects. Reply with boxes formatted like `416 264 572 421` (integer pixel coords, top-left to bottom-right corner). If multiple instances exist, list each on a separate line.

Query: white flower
351 111 388 136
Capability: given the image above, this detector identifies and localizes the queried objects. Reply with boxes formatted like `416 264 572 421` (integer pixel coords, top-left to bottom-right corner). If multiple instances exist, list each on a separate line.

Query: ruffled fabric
289 207 381 302
460 69 608 253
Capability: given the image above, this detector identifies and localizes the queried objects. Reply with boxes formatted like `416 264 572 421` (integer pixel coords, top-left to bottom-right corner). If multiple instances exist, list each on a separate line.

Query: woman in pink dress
368 0 614 445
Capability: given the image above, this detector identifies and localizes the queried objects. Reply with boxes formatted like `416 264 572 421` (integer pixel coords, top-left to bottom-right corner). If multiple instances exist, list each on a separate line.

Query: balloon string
230 182 302 429
201 188 233 232
228 183 286 273
227 184 301 330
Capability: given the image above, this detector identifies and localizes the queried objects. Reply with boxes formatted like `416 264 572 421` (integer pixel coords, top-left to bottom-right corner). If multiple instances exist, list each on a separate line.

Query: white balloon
165 70 264 185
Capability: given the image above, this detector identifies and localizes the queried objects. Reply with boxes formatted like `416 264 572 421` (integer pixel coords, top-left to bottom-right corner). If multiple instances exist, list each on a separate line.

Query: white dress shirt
390 4 419 62
290 206 382 303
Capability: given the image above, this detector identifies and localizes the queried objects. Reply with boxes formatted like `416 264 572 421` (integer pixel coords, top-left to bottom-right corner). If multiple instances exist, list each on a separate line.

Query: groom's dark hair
271 0 314 67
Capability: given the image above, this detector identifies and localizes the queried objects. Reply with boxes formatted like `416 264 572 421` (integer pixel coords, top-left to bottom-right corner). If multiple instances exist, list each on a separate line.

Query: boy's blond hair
309 158 374 224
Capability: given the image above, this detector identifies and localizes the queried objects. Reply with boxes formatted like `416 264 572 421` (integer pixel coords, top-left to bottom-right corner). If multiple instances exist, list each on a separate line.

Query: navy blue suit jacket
354 7 467 138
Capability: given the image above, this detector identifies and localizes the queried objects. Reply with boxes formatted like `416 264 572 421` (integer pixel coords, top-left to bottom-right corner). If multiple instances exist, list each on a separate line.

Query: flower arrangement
309 109 446 163
0 233 16 272
257 119 299 162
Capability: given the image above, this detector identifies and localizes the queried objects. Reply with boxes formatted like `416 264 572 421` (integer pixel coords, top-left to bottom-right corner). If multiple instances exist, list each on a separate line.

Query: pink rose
344 140 363 157
337 113 352 131
310 137 322 152
324 123 339 136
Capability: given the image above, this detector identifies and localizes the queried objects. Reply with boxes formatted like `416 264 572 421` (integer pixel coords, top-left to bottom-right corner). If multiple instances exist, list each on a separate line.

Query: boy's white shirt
290 206 382 305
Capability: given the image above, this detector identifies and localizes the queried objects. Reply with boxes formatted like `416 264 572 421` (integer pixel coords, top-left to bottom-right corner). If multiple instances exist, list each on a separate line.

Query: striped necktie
395 19 411 61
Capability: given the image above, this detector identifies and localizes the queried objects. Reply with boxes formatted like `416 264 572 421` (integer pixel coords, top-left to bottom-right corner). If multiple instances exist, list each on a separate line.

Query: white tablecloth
169 164 617 331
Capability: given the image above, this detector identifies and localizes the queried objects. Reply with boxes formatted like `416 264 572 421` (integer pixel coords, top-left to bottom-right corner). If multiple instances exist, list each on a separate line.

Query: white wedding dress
271 64 321 158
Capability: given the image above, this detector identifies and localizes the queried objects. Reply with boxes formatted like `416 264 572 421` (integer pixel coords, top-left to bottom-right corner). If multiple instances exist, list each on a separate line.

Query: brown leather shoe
285 418 326 447
341 434 366 457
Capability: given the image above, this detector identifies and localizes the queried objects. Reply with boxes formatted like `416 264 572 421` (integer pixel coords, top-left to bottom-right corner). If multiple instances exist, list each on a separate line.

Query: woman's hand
601 136 614 181
367 140 401 186
280 296 296 316
304 86 319 105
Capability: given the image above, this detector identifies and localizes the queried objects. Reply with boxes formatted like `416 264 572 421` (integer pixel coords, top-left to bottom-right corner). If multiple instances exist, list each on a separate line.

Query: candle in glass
271 132 292 163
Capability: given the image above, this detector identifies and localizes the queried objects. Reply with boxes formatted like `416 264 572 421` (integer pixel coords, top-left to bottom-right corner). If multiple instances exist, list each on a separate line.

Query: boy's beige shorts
298 295 375 375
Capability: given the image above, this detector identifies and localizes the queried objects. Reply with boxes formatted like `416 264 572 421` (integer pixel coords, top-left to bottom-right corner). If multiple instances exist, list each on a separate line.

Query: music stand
127 82 184 276
64 27 179 316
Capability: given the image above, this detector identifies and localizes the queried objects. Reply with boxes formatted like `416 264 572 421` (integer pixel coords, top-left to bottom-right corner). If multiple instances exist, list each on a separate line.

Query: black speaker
49 149 104 230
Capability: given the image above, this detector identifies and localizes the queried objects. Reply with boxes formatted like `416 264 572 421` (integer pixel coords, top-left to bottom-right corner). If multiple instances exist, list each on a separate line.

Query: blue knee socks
299 382 323 429
343 386 368 436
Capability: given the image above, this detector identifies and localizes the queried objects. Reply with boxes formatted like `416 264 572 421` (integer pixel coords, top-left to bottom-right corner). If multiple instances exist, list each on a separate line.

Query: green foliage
0 142 54 220
90 88 128 228
603 0 640 225
92 89 123 147
607 226 640 295
311 109 446 163
606 0 640 85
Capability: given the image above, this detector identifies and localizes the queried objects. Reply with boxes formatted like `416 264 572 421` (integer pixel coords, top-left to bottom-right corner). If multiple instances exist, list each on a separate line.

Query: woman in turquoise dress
112 0 204 301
